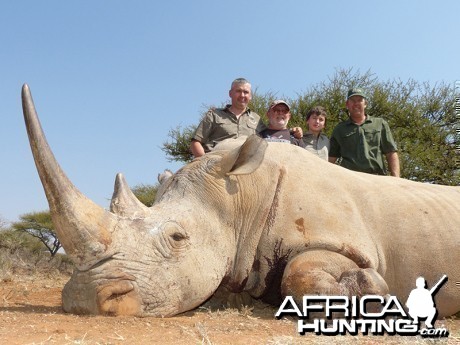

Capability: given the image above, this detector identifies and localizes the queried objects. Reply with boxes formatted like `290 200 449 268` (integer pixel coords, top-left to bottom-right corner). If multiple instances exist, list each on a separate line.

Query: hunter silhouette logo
276 275 450 337
406 275 447 329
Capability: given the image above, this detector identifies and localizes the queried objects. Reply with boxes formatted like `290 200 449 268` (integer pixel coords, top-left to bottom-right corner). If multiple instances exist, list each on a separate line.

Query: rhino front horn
22 84 117 269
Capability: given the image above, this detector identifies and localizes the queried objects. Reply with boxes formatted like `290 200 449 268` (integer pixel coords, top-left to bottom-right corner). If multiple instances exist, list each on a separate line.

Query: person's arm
290 127 303 139
380 120 399 177
386 151 400 177
190 140 205 158
328 129 340 164
255 119 267 133
191 110 214 158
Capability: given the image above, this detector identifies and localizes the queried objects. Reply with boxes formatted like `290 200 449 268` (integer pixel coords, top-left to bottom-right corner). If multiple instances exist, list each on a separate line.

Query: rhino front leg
281 250 389 301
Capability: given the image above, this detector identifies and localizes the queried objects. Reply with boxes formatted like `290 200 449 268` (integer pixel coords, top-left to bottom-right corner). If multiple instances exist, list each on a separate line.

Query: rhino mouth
62 265 144 316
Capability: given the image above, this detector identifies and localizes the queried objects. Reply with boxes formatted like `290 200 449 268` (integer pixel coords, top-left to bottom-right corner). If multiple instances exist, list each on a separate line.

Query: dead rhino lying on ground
22 84 460 317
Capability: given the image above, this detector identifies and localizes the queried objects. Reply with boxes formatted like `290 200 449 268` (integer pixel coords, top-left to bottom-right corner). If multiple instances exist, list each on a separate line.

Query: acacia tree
12 211 61 257
161 68 458 185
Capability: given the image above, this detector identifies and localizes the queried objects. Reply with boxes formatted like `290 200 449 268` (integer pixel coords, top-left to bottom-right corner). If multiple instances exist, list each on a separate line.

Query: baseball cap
347 88 367 100
269 100 290 110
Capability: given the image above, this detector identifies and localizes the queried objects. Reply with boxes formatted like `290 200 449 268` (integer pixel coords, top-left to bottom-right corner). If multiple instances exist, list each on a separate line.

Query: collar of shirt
224 104 253 117
345 115 373 126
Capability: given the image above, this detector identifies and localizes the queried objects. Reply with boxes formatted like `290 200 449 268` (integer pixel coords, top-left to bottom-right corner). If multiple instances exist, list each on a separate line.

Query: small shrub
0 229 73 278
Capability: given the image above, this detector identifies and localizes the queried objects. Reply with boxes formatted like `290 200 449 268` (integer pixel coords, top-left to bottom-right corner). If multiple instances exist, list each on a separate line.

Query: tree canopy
12 211 61 257
131 183 158 207
161 68 458 185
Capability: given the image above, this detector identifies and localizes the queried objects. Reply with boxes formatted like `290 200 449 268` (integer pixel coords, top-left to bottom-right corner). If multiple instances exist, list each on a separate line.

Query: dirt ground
0 274 459 345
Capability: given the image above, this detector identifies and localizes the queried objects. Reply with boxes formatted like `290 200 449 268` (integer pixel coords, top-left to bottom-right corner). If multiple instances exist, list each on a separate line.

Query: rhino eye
162 222 189 250
171 232 187 242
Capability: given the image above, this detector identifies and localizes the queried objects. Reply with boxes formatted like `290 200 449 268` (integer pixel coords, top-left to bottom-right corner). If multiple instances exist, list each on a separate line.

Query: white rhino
22 84 460 317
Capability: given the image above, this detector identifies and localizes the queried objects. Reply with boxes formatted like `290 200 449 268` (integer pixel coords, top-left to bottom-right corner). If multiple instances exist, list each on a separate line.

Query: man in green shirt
329 88 400 177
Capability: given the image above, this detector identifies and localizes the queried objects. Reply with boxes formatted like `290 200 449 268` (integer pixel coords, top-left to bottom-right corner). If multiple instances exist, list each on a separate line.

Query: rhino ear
158 169 173 185
220 134 268 175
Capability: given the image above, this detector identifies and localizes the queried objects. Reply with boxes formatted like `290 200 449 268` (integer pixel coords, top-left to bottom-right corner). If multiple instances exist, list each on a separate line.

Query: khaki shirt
193 106 266 152
329 115 398 175
302 133 330 160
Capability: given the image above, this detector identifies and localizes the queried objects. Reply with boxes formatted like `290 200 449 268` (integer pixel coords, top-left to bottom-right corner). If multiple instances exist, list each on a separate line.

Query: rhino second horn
21 84 117 269
110 173 150 218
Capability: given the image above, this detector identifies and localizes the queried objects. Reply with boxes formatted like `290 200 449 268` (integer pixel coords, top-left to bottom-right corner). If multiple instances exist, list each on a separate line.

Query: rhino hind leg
281 250 389 314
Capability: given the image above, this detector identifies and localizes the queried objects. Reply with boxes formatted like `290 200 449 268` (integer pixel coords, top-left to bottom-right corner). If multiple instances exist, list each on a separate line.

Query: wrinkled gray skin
22 84 460 317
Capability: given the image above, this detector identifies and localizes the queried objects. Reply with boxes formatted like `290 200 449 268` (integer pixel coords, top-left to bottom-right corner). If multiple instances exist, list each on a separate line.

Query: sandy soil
0 275 459 345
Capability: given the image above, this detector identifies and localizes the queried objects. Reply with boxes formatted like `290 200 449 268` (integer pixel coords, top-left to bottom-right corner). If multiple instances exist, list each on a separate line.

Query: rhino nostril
96 281 142 316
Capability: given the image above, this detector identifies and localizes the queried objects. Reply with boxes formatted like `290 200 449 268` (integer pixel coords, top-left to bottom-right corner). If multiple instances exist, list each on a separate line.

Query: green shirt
193 105 266 152
329 115 398 175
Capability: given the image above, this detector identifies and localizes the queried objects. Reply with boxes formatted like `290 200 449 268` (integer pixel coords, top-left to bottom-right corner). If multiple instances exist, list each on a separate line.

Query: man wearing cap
191 78 302 158
328 88 400 177
258 100 305 147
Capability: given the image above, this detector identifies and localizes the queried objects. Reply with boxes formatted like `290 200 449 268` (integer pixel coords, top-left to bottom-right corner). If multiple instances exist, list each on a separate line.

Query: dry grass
0 251 458 344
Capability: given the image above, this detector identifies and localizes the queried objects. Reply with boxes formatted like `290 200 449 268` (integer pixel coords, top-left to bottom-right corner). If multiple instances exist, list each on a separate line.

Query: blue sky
1 1 458 223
